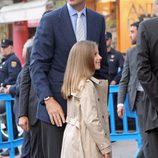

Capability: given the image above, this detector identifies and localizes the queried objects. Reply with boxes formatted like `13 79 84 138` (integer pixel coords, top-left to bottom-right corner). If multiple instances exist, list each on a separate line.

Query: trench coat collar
70 77 100 97
90 76 100 85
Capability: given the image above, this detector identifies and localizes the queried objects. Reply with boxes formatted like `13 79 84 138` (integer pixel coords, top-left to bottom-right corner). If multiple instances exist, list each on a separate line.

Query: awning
0 0 52 23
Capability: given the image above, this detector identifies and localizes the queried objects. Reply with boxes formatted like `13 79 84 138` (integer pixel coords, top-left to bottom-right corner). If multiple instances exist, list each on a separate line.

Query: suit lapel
58 5 76 47
58 6 97 46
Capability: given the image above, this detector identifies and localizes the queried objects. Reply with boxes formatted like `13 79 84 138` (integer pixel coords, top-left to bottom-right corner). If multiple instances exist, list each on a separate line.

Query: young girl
61 41 112 158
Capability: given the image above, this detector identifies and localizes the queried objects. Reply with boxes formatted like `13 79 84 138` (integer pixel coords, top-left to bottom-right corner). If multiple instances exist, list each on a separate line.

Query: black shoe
1 147 19 156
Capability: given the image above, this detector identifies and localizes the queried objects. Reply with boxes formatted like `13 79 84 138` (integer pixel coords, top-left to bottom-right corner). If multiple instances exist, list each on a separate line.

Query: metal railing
0 93 23 158
0 85 141 157
108 85 142 157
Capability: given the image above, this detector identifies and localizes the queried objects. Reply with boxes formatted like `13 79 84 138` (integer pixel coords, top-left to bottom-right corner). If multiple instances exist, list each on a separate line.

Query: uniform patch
11 61 17 68
111 55 115 59
2 62 5 65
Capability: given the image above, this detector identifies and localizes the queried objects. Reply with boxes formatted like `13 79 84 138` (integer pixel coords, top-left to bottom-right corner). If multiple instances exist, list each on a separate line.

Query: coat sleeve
137 22 158 110
113 53 124 83
19 48 31 117
117 51 130 105
9 84 17 97
9 71 22 97
80 81 111 155
30 14 54 103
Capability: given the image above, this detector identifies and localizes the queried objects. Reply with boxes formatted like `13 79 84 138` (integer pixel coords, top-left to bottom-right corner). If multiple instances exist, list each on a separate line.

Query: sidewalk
0 140 138 158
112 140 138 158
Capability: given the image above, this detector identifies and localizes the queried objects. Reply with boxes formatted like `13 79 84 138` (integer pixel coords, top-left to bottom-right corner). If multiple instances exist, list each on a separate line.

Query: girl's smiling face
94 46 102 70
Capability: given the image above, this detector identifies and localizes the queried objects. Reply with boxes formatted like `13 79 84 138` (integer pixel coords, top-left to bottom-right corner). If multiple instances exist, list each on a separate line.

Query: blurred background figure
0 39 21 156
6 38 34 158
105 32 124 131
106 32 124 85
18 36 44 158
0 39 21 87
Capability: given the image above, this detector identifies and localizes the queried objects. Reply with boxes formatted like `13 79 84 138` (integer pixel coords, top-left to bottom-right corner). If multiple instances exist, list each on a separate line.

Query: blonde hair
61 40 97 99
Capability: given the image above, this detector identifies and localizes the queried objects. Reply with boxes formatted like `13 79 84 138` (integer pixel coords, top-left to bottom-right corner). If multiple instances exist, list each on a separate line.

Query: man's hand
0 87 3 93
45 97 66 127
18 116 30 132
110 80 116 85
5 85 12 94
117 106 124 118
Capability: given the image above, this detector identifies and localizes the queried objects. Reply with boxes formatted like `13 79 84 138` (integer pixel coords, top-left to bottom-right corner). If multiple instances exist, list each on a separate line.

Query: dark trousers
12 104 19 139
41 121 65 158
146 128 158 158
21 131 31 158
30 120 44 158
135 91 149 158
113 93 123 130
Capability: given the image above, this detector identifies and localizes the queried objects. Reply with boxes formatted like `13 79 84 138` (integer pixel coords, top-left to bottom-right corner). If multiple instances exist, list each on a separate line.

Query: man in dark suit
30 0 108 157
8 69 31 158
8 39 33 158
18 39 44 158
137 17 158 158
117 21 149 158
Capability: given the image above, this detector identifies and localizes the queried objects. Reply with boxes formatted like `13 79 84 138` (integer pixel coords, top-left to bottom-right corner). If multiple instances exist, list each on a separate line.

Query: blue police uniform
107 48 124 84
0 39 21 156
0 53 21 86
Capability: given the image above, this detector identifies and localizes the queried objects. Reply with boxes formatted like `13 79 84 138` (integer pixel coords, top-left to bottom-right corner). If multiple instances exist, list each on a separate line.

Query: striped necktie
76 12 85 42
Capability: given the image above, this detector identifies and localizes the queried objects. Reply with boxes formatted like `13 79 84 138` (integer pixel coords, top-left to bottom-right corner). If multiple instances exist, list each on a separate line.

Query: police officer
106 32 124 85
106 32 124 131
0 39 21 156
0 39 21 87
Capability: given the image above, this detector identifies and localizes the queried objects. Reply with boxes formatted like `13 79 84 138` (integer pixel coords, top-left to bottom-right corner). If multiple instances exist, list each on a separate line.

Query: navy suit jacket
30 4 108 124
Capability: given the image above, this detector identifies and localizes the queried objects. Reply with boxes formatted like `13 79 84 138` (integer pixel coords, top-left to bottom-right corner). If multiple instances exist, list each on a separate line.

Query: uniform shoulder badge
11 61 17 68
111 55 115 59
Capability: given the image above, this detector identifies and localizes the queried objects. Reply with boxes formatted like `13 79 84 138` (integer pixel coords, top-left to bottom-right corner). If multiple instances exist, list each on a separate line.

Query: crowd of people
0 0 158 158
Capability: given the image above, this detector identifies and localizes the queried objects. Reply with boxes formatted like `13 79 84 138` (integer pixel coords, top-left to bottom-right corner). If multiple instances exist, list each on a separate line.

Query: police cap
1 39 13 48
105 32 112 40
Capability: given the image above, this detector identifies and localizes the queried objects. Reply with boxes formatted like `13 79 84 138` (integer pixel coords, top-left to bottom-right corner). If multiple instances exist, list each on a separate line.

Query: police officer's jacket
0 53 21 86
107 48 124 84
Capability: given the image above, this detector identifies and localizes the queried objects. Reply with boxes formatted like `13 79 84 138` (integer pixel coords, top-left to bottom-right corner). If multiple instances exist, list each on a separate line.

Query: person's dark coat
137 17 158 132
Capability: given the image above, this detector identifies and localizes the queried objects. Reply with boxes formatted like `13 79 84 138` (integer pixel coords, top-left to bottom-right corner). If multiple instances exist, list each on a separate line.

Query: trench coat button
100 144 104 147
98 98 100 101
102 115 104 119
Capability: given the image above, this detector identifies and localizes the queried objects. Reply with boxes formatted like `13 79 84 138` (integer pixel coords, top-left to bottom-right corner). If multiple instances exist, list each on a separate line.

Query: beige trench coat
61 77 111 158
